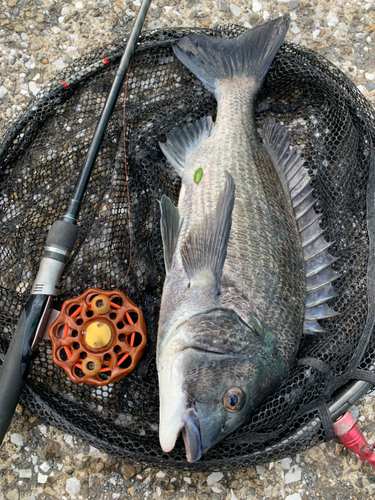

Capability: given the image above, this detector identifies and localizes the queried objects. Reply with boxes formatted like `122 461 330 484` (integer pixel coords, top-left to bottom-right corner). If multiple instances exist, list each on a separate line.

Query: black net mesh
0 26 375 469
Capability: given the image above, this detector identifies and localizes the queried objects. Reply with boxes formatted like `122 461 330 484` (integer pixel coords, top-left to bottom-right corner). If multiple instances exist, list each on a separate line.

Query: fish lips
159 406 202 463
181 408 202 463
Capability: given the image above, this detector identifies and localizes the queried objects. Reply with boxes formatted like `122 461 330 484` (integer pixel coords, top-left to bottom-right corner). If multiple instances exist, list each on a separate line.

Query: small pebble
39 462 50 473
121 463 136 480
230 3 242 17
285 466 302 484
253 0 262 12
150 8 162 19
219 0 230 12
4 489 19 500
207 472 224 486
148 20 160 29
64 434 74 447
95 461 105 473
44 441 61 459
327 11 339 27
289 0 300 9
66 477 81 495
18 470 32 479
290 23 300 34
10 434 23 447
306 446 325 463
0 85 8 98
349 405 360 422
256 465 266 475
281 457 293 469
53 59 66 70
28 82 39 96
37 473 48 484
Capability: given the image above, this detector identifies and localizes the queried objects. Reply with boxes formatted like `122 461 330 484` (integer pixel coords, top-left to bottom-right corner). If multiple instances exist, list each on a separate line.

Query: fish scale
182 85 297 325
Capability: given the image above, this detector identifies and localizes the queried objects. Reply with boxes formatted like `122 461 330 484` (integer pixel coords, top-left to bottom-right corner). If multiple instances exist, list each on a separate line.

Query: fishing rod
0 0 152 445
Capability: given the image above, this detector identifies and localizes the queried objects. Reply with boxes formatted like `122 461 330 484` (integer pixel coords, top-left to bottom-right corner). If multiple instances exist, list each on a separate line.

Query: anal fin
303 320 326 335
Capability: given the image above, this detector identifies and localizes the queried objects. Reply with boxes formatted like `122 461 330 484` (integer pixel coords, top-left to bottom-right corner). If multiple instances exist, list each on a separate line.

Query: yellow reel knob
91 294 111 314
85 321 111 349
81 356 102 376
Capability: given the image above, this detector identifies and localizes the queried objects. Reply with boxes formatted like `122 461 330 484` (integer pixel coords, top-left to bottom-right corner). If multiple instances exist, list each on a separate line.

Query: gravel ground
1 1 375 500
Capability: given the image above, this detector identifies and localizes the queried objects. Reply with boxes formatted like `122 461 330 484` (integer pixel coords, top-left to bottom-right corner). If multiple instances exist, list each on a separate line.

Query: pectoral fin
160 195 181 273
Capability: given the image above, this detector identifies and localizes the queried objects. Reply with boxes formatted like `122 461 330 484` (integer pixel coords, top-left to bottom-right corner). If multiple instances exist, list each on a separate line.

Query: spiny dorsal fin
159 116 214 176
160 195 182 274
181 171 235 294
263 118 340 335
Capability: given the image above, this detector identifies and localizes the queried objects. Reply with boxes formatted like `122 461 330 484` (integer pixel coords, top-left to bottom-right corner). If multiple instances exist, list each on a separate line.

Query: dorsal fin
160 195 181 274
159 116 214 176
181 171 235 294
263 118 340 334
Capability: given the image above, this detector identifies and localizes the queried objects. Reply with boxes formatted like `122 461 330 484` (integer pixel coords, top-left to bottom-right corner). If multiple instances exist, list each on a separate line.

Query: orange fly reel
48 288 146 386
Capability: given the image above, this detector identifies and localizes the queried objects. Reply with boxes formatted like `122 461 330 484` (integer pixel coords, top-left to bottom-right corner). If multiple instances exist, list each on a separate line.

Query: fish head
158 310 286 462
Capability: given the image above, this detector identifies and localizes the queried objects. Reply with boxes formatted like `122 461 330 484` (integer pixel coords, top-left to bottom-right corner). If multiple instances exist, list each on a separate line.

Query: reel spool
48 288 146 386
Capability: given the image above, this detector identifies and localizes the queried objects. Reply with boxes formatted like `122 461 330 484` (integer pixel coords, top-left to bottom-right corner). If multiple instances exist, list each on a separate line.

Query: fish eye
223 387 245 412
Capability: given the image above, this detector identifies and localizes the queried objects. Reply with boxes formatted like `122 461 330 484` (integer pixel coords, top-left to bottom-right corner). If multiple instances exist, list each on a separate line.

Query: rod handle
0 294 50 445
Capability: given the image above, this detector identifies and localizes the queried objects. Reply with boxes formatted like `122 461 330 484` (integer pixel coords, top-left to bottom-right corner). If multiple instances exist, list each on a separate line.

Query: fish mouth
181 408 202 463
159 407 202 463
181 346 227 356
158 351 203 462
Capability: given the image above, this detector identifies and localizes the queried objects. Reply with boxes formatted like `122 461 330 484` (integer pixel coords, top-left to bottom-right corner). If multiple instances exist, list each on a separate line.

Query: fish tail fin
173 14 290 95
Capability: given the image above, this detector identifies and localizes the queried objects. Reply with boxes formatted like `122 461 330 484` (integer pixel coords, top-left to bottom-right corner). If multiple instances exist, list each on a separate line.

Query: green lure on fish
194 168 203 183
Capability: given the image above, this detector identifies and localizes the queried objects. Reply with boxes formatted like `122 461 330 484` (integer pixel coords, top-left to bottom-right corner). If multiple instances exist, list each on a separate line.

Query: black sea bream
156 15 338 462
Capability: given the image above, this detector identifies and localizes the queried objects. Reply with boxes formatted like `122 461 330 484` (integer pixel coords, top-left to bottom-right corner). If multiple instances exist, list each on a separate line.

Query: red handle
334 412 375 467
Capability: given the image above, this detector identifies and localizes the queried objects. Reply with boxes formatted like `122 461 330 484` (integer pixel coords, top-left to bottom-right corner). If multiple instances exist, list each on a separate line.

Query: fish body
157 15 338 462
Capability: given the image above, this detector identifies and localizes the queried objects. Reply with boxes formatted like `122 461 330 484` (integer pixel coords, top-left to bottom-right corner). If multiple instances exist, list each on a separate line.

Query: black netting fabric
1 27 375 469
